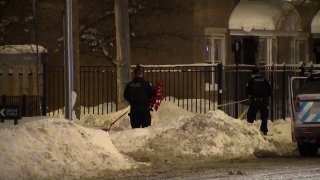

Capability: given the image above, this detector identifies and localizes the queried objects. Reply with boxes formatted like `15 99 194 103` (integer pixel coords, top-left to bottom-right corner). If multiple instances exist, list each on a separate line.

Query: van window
300 79 320 94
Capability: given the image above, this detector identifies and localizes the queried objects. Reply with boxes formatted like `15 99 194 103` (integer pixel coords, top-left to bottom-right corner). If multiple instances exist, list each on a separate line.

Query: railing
0 95 45 117
4 63 319 121
44 64 219 116
142 64 218 113
221 64 318 120
80 66 117 115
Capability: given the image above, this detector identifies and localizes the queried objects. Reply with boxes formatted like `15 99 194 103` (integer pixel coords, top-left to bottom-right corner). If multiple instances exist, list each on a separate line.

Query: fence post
1 95 5 123
22 95 26 117
1 95 5 105
299 64 305 76
282 64 286 120
217 63 223 110
41 96 46 116
271 64 274 122
42 54 48 116
234 63 239 118
310 64 314 74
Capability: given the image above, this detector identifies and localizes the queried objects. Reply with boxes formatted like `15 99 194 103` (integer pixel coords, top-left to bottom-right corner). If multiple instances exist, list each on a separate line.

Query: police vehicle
289 72 320 157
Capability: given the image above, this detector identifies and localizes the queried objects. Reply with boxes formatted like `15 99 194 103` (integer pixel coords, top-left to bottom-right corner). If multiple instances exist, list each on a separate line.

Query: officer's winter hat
134 64 143 76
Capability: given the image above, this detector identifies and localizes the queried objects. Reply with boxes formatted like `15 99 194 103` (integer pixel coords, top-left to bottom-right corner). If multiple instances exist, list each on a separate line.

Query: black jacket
124 77 156 108
245 74 272 99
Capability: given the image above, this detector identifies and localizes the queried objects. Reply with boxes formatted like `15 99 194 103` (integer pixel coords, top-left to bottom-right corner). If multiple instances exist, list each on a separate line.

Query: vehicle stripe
301 113 311 123
300 102 308 111
312 114 320 123
301 102 313 112
305 114 316 123
300 113 320 123
298 102 313 119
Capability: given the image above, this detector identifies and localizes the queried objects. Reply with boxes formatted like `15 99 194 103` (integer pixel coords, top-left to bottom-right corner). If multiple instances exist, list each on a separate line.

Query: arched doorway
228 0 305 65
311 9 320 64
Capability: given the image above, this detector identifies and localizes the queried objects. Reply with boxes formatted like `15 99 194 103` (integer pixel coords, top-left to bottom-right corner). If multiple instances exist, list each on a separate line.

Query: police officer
124 64 156 129
245 68 272 135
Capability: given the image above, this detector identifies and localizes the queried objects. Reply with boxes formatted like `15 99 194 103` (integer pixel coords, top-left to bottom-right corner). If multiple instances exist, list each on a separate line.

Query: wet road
102 157 320 180
159 158 320 180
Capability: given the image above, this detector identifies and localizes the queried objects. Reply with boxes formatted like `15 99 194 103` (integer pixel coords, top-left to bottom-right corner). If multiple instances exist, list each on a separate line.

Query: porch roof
311 10 320 34
229 0 301 33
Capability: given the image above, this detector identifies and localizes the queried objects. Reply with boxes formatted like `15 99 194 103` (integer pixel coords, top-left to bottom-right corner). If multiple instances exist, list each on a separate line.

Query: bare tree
114 0 131 110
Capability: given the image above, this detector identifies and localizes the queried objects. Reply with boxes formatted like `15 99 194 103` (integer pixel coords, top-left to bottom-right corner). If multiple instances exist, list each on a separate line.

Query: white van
289 72 320 157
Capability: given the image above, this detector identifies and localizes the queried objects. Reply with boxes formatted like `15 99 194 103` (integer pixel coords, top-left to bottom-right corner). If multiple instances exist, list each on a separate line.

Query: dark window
300 79 320 94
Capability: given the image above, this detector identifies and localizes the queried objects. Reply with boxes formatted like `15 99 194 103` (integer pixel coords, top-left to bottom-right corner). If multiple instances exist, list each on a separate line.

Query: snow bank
0 100 294 179
111 110 294 163
80 106 130 128
80 101 195 130
0 118 136 180
0 44 47 54
151 101 195 126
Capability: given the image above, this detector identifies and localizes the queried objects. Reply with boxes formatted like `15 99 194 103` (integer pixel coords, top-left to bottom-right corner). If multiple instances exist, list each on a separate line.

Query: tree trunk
73 0 80 119
114 0 131 110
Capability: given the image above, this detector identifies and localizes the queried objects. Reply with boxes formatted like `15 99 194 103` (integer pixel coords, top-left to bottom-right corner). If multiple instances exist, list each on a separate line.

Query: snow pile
0 118 136 180
80 101 195 130
111 110 293 163
80 106 130 128
151 101 195 126
0 44 47 54
0 100 294 179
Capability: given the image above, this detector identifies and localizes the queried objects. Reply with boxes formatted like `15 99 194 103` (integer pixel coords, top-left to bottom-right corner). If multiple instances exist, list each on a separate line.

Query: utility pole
114 0 131 110
64 0 74 120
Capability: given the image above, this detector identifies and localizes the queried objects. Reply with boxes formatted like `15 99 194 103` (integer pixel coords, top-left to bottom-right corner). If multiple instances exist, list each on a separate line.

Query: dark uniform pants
129 106 151 129
247 98 269 134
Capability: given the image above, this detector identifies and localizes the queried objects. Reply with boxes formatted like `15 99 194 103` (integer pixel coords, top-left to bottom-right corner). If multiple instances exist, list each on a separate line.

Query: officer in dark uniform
245 68 272 135
124 64 156 129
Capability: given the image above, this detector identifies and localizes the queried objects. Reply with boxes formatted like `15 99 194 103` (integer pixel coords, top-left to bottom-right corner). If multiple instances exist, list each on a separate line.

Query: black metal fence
44 65 218 116
0 95 45 117
80 66 117 115
221 64 318 120
142 65 218 113
5 64 319 120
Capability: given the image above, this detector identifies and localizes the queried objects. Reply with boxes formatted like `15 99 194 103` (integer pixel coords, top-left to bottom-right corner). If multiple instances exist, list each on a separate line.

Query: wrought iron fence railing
2 63 318 121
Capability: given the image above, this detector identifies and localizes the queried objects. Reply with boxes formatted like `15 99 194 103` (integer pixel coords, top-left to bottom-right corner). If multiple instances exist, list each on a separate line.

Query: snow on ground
79 106 130 128
0 118 136 180
0 44 48 54
79 100 195 130
110 109 294 165
0 100 294 179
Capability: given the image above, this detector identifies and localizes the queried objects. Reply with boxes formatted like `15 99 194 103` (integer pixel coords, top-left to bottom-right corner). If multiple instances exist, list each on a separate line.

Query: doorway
232 36 258 65
243 36 258 65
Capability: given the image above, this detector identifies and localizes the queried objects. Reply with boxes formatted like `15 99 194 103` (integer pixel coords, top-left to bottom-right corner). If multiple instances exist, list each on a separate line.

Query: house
198 0 318 65
1 0 319 66
0 0 319 117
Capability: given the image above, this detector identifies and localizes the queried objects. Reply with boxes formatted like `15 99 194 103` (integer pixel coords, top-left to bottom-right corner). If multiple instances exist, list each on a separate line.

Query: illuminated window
292 38 308 64
204 28 226 64
257 37 277 65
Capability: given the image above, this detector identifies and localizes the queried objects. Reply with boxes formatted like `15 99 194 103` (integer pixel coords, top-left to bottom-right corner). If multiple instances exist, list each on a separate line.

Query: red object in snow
150 80 164 111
